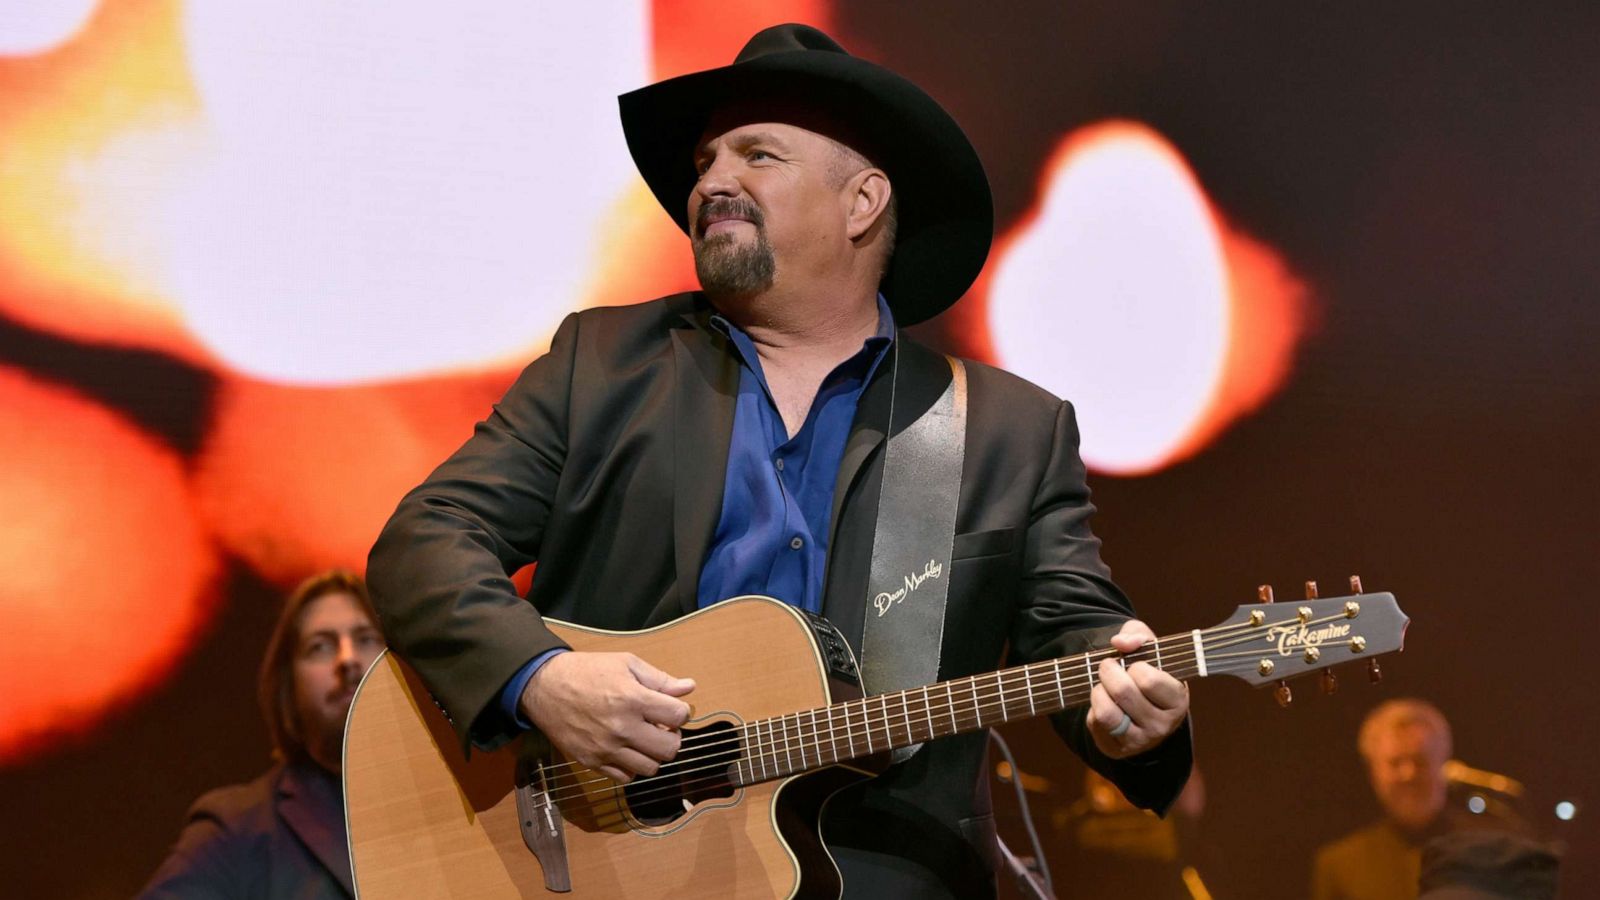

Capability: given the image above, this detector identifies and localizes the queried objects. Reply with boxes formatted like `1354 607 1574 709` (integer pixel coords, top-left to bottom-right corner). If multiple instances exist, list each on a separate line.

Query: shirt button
790 536 804 550
775 458 785 472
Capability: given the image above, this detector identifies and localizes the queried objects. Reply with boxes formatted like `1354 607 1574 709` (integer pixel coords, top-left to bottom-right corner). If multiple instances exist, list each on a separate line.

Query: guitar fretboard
728 635 1204 787
524 593 1393 825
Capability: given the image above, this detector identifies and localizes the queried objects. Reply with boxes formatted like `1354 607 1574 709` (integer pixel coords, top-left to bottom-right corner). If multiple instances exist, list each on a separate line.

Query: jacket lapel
670 297 739 616
275 763 355 897
830 373 889 536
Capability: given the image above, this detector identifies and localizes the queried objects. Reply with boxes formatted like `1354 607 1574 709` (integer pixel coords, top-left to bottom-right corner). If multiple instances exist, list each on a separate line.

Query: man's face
1365 723 1449 830
687 119 856 297
291 591 384 768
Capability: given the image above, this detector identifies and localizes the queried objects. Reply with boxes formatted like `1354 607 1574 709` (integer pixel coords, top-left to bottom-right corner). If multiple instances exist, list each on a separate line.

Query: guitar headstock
1198 583 1407 693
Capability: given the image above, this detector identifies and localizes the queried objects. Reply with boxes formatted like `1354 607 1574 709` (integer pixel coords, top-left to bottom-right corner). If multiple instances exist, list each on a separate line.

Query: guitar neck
729 633 1198 786
727 592 1398 787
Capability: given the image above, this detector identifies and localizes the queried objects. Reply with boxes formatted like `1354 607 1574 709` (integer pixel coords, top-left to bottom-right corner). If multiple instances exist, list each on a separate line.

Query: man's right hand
517 651 696 783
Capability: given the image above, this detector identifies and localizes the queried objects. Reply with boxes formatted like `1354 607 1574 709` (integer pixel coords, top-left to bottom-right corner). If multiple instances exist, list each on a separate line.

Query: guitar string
560 638 1350 825
532 640 1129 786
532 608 1339 789
544 654 1277 829
535 643 1153 799
530 613 1364 809
540 661 1137 809
538 646 1270 813
529 611 1364 805
719 609 1360 770
529 609 1357 799
558 656 1235 829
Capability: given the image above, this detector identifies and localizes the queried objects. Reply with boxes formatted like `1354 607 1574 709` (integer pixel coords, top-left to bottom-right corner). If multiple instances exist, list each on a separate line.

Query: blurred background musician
138 571 385 900
1311 698 1529 900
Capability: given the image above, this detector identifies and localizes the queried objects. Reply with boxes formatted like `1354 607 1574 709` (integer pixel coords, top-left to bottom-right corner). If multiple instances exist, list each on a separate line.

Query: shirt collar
711 294 896 370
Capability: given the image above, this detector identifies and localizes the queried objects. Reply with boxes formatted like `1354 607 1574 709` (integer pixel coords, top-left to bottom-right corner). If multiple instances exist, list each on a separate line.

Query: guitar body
344 596 873 899
345 585 1409 898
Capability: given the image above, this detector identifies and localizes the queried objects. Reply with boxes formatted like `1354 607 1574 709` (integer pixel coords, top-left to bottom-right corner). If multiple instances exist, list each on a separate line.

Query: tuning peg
1368 658 1383 684
1257 584 1275 603
1275 681 1293 707
1304 580 1319 600
1321 668 1339 695
1349 575 1364 594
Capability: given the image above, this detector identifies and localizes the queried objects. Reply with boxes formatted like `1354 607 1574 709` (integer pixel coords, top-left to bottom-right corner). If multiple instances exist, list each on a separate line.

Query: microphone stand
996 832 1057 900
990 730 1058 900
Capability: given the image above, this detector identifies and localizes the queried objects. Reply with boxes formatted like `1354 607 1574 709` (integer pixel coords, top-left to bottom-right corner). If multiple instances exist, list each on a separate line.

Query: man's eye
302 640 333 658
357 632 385 649
749 150 772 161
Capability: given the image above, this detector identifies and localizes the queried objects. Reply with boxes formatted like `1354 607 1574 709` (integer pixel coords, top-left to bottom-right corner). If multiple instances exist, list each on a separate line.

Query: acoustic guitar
344 586 1407 898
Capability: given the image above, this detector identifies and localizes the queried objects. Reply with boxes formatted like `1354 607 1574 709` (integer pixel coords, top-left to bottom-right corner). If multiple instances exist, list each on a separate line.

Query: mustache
694 198 764 238
326 666 364 704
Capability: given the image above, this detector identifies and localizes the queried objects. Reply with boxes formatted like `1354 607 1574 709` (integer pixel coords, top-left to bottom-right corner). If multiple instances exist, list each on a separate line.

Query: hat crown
734 24 848 64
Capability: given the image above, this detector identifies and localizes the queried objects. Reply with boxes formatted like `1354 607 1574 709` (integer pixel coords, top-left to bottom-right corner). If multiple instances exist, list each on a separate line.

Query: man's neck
1386 812 1448 844
712 284 881 368
306 738 342 776
712 283 885 437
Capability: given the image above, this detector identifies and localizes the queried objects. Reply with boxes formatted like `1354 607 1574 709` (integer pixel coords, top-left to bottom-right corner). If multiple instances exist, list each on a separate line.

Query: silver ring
1108 713 1133 738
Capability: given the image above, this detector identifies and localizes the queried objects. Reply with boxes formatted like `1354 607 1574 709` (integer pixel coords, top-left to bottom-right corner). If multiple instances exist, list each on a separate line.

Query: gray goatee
692 199 775 297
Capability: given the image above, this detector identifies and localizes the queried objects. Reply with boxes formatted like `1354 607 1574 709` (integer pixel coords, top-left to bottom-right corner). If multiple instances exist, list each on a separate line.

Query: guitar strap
860 352 967 763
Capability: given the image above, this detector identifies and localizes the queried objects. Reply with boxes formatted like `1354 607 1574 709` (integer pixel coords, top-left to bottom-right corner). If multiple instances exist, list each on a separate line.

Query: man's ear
845 169 892 242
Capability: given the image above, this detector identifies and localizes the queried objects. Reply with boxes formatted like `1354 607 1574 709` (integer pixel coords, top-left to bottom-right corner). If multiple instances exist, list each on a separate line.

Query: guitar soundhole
623 719 740 826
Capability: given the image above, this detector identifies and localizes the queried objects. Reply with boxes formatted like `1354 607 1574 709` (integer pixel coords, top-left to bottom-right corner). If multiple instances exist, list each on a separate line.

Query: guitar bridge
515 756 571 892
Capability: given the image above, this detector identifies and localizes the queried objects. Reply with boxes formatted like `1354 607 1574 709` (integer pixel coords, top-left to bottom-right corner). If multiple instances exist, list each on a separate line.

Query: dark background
3 2 1596 897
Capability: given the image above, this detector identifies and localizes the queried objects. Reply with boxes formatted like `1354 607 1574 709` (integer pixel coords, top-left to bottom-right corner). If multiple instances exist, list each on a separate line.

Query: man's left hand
1086 619 1189 759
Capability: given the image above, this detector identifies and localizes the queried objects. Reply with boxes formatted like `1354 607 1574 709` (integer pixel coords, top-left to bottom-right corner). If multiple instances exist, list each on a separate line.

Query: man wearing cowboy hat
370 23 1192 897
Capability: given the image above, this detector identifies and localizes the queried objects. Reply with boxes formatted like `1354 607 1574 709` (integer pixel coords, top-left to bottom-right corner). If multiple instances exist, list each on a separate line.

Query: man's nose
694 154 740 200
336 635 360 669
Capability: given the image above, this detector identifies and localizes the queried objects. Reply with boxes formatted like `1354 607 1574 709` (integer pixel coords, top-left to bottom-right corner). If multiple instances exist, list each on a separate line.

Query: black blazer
138 762 353 900
368 293 1192 896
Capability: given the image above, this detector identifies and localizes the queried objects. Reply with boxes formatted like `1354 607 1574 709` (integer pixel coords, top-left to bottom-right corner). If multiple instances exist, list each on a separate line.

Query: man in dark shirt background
139 571 384 900
1311 698 1528 900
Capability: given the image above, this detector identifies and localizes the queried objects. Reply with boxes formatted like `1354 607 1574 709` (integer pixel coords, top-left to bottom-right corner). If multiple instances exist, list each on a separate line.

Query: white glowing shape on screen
156 2 648 382
0 1 98 55
989 126 1229 475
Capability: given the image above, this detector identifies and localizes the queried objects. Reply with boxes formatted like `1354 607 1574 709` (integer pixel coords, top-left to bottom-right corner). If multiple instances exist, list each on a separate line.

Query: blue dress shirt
695 299 894 612
497 297 895 727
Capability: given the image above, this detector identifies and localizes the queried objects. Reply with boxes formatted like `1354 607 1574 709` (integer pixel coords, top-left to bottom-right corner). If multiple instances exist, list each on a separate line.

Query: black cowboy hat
618 23 994 326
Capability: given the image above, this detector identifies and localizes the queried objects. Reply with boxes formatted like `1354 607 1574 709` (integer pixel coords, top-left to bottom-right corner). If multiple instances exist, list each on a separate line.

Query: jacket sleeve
136 811 244 899
1007 399 1194 814
367 313 581 751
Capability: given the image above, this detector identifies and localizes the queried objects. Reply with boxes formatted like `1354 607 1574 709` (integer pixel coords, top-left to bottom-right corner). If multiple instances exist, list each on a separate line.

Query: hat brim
619 49 993 326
